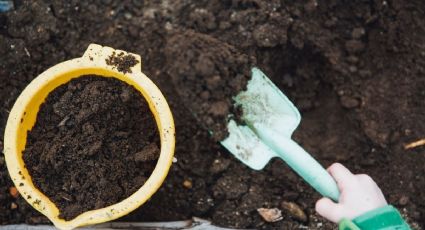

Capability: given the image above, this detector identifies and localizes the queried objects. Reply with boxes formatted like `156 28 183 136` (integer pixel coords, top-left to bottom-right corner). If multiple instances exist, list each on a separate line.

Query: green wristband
339 205 411 230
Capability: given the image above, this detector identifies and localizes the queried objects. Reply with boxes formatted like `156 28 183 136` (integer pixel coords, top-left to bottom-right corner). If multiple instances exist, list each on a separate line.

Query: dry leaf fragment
257 208 283 222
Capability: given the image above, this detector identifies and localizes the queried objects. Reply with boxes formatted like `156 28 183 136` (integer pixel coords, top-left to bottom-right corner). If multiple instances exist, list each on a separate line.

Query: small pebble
164 22 173 31
9 187 19 198
281 201 307 222
10 202 18 210
399 196 409 206
257 208 283 222
183 180 193 189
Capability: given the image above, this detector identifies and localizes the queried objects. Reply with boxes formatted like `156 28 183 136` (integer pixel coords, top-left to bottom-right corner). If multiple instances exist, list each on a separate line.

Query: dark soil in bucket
1 1 424 229
23 75 160 220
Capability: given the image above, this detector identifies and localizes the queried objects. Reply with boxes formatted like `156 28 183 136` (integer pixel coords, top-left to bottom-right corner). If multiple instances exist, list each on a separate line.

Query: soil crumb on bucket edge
106 52 139 74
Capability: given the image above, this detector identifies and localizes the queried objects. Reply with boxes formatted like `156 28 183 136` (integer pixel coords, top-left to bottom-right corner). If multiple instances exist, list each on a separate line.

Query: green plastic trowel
221 68 340 201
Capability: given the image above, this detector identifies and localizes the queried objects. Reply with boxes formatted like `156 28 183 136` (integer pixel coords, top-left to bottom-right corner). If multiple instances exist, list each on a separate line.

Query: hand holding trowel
166 31 340 201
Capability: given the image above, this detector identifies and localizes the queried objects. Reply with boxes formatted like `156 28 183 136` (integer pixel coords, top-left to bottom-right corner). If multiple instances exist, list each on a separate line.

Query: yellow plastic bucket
3 44 175 229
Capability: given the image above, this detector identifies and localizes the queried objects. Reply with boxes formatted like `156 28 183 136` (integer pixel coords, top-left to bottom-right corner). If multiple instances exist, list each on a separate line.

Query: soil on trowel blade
23 75 160 220
165 30 255 141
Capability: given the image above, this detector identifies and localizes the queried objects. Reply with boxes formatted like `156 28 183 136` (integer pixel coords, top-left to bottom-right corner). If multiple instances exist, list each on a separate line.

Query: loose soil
0 1 424 229
23 76 160 220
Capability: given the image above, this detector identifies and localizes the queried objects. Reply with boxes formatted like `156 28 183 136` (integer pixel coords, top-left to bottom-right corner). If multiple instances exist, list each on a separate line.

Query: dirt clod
133 143 160 162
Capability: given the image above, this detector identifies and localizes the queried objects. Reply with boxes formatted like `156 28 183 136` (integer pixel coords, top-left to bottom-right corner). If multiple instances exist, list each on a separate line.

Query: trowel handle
263 132 340 201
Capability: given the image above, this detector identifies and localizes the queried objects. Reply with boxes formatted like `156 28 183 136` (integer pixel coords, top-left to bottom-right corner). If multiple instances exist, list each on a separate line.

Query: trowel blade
221 68 301 170
221 120 277 170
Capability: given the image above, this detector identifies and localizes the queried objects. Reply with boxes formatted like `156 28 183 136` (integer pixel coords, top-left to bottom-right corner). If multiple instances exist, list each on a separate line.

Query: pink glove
315 163 388 223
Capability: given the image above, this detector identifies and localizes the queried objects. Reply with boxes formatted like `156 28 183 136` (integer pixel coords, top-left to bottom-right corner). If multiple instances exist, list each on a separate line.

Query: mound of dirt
165 30 254 141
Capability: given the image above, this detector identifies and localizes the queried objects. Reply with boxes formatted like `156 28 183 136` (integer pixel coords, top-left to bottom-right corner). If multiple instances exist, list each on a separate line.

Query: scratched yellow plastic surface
3 44 175 230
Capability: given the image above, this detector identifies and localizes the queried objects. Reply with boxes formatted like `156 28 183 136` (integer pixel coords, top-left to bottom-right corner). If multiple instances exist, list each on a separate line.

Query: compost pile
0 1 424 229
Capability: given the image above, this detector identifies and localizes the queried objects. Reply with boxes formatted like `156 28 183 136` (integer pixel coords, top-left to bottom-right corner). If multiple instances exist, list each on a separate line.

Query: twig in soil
404 138 425 150
57 115 70 127
24 47 31 57
61 196 71 201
